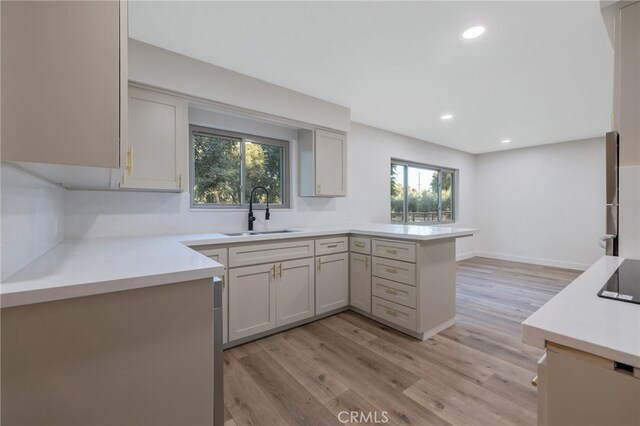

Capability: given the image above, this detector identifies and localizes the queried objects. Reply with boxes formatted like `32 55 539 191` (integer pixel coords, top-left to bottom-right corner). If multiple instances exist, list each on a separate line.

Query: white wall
347 122 477 259
1 163 64 280
475 138 605 270
64 108 350 239
64 119 477 262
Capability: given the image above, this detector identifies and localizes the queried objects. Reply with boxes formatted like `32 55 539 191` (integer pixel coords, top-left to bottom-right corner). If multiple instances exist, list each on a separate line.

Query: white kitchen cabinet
276 258 315 326
1 0 127 168
349 253 371 313
228 257 314 341
316 252 349 315
228 263 275 341
298 129 347 197
198 248 229 344
613 1 640 167
537 343 640 426
228 239 314 268
122 87 187 191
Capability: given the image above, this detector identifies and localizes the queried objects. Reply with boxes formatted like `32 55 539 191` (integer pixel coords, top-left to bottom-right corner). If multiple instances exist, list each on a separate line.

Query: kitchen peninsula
1 224 474 425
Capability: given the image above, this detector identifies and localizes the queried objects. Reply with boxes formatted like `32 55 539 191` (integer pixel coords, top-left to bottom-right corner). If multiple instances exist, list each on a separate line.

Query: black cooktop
598 259 640 305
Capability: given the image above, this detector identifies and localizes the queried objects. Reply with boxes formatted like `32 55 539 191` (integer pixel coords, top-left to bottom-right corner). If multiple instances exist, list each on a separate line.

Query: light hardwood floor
223 257 582 426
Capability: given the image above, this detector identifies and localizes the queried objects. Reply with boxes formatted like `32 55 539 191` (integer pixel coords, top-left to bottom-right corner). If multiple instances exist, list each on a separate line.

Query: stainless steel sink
223 229 301 237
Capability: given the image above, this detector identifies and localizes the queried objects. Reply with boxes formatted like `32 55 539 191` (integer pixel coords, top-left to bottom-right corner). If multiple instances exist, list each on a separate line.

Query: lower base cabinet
349 253 371 313
229 258 314 341
538 343 640 426
277 258 315 326
316 252 349 315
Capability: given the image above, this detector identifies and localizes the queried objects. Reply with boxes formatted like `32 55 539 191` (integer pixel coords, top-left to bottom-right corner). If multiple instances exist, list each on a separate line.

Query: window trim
189 125 290 209
390 158 457 224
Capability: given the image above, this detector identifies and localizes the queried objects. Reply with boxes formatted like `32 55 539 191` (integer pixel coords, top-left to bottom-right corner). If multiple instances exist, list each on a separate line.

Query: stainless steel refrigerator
603 131 619 256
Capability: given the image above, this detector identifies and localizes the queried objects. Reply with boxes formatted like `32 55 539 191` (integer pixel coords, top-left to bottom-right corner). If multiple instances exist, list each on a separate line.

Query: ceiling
129 1 613 154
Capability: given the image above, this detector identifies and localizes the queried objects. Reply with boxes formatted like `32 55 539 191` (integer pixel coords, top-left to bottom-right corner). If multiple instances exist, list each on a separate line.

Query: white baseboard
456 252 476 261
473 251 589 271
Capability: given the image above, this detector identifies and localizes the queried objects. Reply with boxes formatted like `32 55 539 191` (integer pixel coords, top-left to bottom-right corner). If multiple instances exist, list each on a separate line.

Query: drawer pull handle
531 376 538 387
221 276 225 288
385 308 398 317
271 265 276 279
385 267 398 274
386 249 398 254
365 257 369 269
354 242 365 248
277 263 282 278
385 288 398 295
317 258 321 272
326 244 338 248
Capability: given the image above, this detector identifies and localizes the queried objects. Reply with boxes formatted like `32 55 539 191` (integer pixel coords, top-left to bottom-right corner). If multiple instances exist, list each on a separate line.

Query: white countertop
2 224 476 308
522 256 640 368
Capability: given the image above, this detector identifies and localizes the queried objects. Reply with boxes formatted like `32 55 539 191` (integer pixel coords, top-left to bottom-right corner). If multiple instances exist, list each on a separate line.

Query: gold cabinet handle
365 257 369 270
385 267 398 274
317 258 321 272
385 288 398 295
354 242 365 248
326 244 338 248
127 146 133 176
277 263 282 278
385 308 398 317
221 275 225 288
531 376 538 387
386 249 398 255
271 265 276 279
316 184 322 194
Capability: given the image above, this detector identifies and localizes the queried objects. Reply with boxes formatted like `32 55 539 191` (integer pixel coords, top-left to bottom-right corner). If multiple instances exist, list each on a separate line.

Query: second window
390 160 455 224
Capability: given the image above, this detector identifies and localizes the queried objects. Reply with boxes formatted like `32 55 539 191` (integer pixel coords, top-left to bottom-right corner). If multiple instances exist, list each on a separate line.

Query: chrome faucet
248 186 270 231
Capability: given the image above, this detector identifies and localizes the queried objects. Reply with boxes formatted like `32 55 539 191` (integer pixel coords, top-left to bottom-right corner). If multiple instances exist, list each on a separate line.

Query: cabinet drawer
229 240 314 267
315 236 348 256
372 276 416 308
349 236 371 255
372 257 416 286
372 297 416 331
372 239 416 263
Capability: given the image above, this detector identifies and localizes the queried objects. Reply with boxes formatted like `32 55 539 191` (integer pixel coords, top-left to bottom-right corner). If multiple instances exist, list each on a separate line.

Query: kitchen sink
223 229 301 237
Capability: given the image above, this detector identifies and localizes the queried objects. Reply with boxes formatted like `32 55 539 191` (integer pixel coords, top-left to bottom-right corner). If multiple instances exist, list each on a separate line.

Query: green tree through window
191 127 288 207
390 160 455 223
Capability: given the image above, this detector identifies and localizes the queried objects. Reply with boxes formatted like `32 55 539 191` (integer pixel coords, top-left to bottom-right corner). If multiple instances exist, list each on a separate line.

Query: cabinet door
350 253 371 313
228 264 275 341
314 130 347 196
316 252 349 315
122 87 187 191
1 1 123 168
276 258 315 327
201 248 229 344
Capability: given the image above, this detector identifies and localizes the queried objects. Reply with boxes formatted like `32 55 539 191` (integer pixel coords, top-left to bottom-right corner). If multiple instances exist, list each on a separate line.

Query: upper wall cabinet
613 2 640 167
1 1 127 168
299 129 347 197
121 87 187 191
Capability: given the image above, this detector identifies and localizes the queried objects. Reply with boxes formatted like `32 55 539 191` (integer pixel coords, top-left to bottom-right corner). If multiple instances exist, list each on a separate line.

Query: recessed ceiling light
463 26 485 40
501 139 511 144
440 114 454 120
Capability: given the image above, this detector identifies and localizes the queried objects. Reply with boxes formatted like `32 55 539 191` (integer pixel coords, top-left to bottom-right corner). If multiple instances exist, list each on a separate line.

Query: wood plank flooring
223 257 582 426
